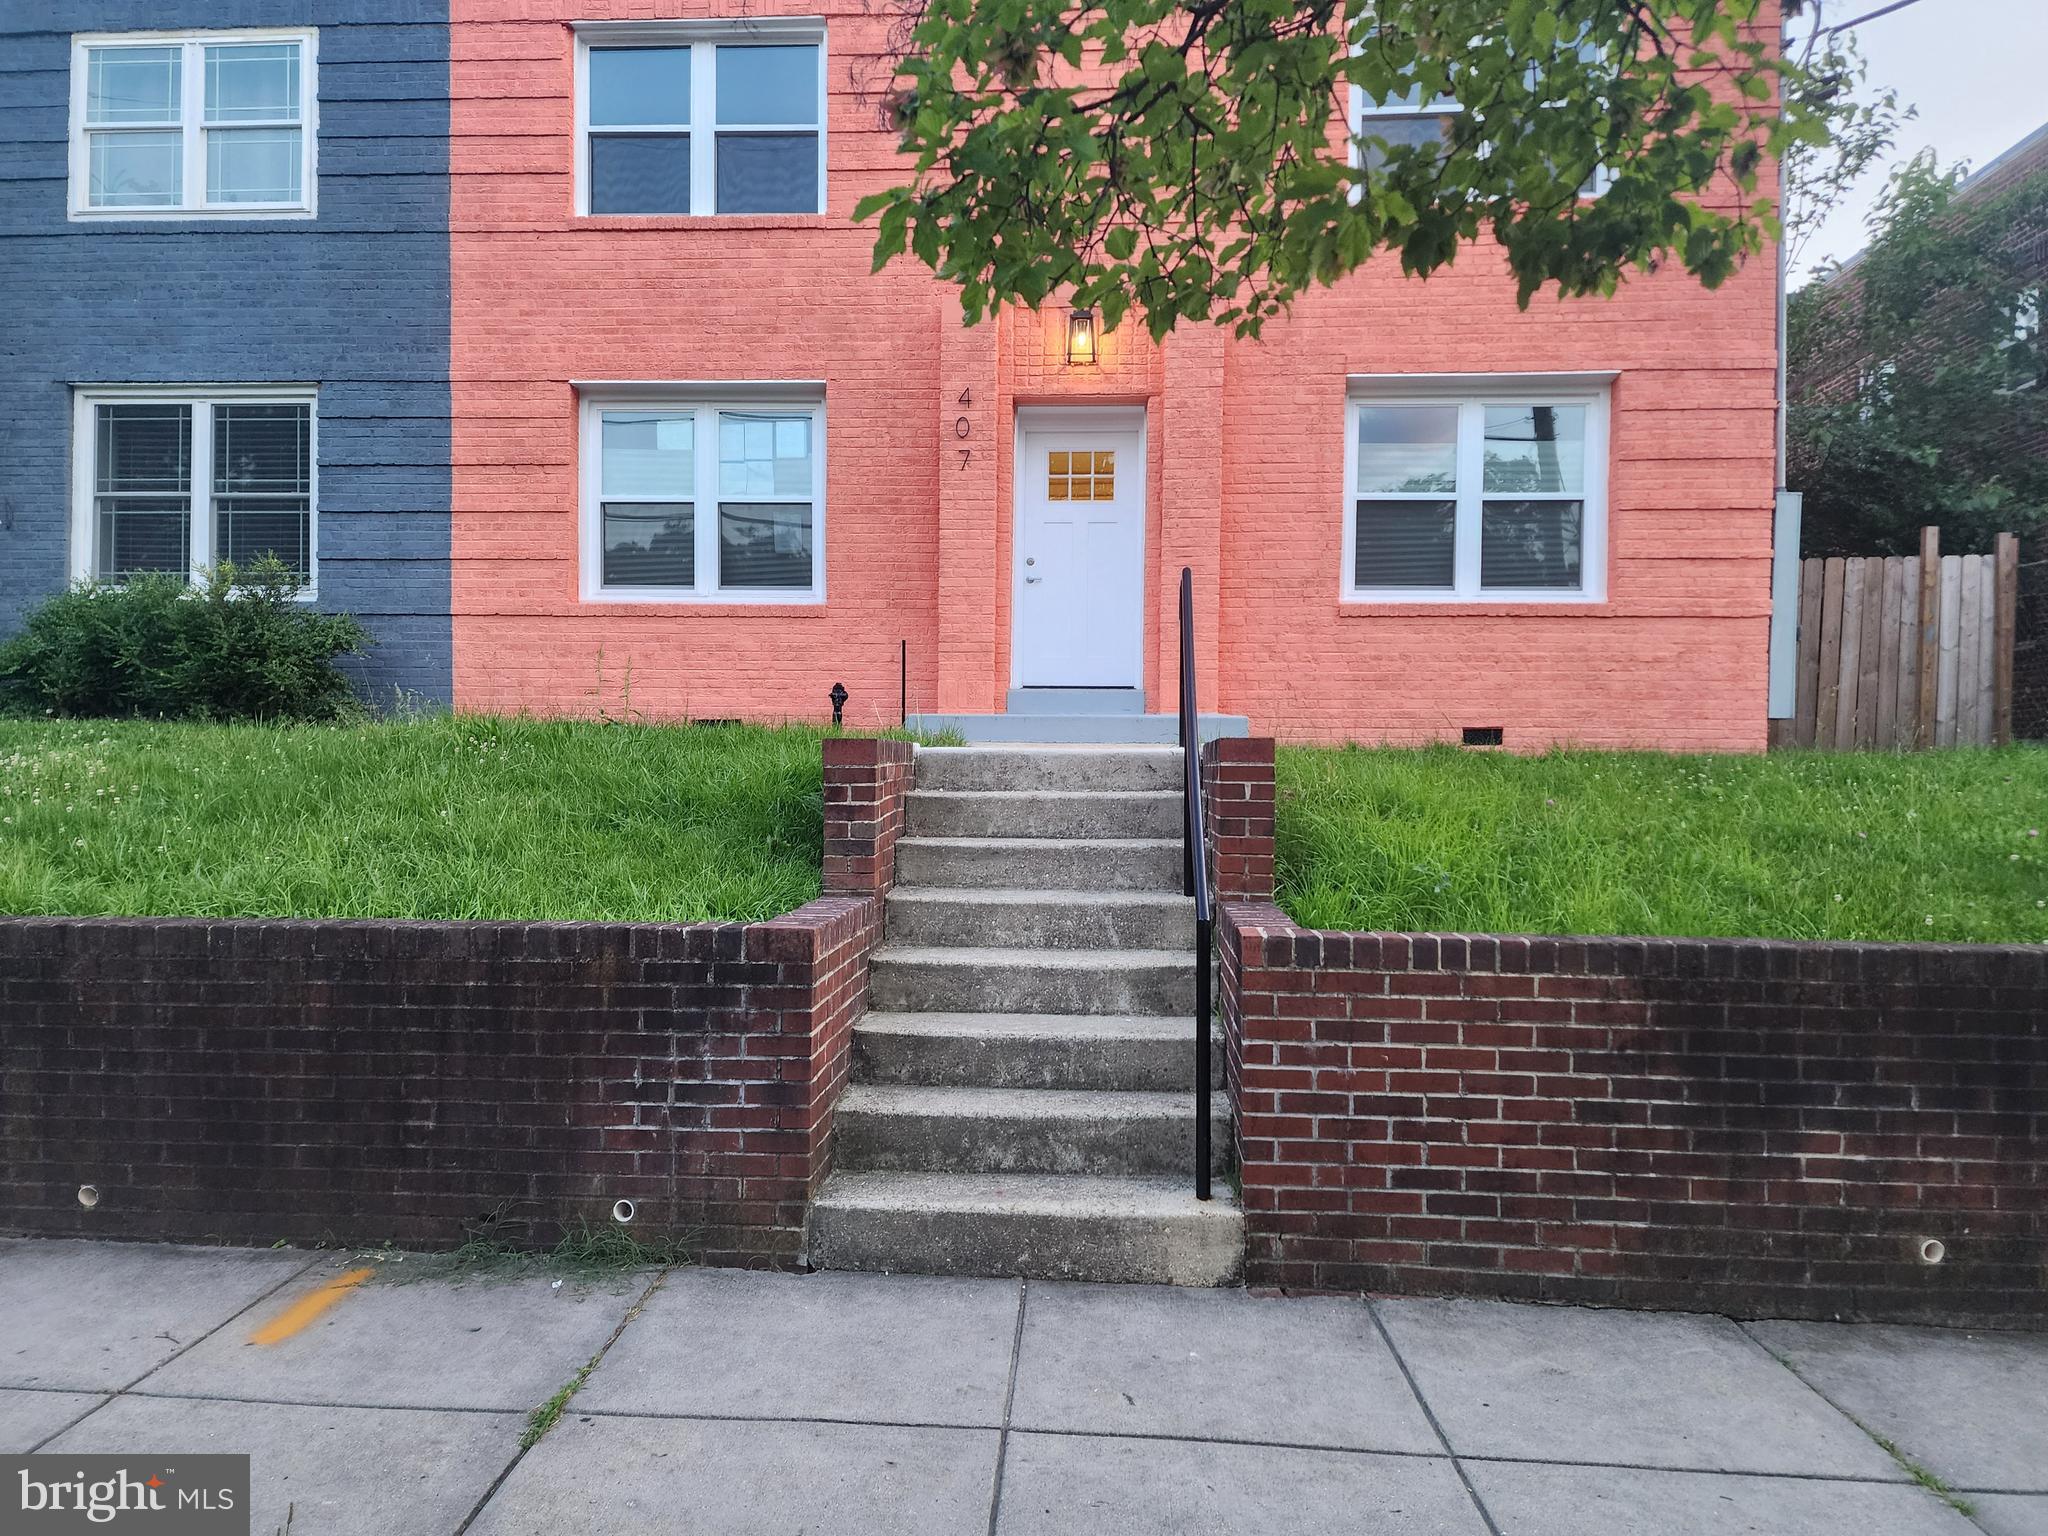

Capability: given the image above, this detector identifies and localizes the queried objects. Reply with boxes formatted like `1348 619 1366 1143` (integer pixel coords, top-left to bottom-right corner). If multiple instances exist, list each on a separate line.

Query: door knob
1025 576 1042 584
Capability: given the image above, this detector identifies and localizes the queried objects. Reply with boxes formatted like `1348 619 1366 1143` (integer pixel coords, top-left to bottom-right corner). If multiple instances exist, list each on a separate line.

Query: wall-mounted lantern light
1065 307 1099 367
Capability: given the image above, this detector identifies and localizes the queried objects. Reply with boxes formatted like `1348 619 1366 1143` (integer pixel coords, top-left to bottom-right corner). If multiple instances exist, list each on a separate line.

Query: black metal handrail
1176 567 1213 1202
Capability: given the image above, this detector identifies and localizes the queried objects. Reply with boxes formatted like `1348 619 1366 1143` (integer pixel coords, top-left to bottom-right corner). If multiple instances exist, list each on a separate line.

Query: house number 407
956 387 972 468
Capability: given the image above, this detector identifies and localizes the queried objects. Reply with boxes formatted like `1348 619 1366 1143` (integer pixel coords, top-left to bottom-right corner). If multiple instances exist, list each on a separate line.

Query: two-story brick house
0 4 455 705
2 3 1783 748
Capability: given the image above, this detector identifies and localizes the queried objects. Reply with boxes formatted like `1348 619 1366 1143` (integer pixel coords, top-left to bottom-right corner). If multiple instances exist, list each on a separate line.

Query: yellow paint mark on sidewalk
248 1267 374 1346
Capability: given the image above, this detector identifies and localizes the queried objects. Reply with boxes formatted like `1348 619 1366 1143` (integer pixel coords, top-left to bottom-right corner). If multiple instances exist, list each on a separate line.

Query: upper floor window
1344 381 1608 603
70 31 316 218
71 388 318 593
574 22 825 217
578 389 825 602
1349 34 1612 196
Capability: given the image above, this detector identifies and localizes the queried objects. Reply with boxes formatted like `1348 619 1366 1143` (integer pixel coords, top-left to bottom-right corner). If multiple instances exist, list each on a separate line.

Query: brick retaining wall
0 738 914 1264
1221 904 2048 1325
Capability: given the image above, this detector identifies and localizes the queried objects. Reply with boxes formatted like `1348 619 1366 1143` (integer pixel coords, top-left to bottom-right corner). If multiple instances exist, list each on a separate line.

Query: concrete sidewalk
1 1239 2042 1536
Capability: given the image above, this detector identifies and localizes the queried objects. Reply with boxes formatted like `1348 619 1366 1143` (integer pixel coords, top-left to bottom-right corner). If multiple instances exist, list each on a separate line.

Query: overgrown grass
1277 744 2048 945
0 715 831 921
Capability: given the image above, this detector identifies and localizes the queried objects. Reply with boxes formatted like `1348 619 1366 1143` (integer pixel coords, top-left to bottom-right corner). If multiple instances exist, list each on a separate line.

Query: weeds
1277 743 2048 944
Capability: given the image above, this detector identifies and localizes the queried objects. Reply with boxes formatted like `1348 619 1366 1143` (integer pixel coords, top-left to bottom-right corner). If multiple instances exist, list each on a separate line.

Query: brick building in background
2 3 1784 748
1788 122 2048 738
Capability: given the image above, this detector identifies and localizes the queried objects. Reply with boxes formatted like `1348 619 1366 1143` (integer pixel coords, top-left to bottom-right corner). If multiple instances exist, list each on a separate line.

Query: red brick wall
0 904 881 1265
1220 903 2048 1325
823 736 915 897
1200 736 1276 902
0 747 914 1263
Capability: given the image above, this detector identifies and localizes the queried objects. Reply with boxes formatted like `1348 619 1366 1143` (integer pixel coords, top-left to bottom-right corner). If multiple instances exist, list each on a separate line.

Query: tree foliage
856 0 1817 337
1786 155 2048 557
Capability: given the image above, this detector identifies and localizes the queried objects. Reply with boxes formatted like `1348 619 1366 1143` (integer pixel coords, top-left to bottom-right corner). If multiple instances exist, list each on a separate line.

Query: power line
1825 0 1930 33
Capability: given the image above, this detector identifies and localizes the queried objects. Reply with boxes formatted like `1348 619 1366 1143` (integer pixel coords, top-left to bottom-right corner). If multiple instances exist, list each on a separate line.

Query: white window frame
1342 374 1611 605
1347 34 1614 199
70 384 320 597
577 383 827 604
572 18 827 218
68 29 318 220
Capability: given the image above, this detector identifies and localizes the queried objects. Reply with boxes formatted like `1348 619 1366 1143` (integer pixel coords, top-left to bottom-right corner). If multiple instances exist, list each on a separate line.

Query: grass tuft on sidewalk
0 716 828 922
1276 744 2048 945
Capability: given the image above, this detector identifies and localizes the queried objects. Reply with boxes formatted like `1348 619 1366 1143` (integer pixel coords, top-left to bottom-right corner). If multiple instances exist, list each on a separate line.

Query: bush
0 560 370 722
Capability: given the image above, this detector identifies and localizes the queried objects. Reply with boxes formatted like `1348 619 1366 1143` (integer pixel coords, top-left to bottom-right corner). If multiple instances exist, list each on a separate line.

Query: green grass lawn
1277 744 2048 945
0 717 826 922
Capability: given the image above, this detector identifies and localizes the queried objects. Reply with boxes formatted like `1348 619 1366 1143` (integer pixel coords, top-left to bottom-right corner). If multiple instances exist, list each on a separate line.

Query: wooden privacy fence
1774 528 2020 750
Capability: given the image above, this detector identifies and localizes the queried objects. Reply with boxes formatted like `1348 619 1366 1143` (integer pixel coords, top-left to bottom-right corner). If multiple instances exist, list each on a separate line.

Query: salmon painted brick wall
450 1 1781 749
450 1 949 728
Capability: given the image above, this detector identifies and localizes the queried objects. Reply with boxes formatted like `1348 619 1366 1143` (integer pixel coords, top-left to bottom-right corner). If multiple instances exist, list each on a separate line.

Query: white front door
1012 412 1146 689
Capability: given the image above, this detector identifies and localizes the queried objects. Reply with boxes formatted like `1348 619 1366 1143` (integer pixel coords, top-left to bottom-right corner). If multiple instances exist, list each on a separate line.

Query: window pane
602 413 695 498
1482 405 1585 494
715 45 818 125
590 134 691 214
716 133 818 214
98 501 191 580
1481 500 1583 589
719 503 813 589
89 130 183 207
97 405 191 494
1355 405 1457 493
214 405 310 494
719 413 812 497
1358 113 1454 171
589 47 690 126
207 127 303 203
1355 499 1455 588
205 44 300 122
95 400 191 580
217 501 310 577
603 504 696 588
87 46 180 125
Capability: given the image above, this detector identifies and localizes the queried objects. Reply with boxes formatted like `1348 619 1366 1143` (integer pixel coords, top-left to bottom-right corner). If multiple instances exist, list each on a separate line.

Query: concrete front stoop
807 746 1242 1286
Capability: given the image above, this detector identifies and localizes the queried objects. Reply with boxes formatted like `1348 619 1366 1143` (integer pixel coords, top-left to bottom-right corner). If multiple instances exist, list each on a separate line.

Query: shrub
0 560 370 723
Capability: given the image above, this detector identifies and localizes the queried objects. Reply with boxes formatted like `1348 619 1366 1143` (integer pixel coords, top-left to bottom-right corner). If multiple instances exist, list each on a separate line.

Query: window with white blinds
1344 385 1607 602
72 389 317 590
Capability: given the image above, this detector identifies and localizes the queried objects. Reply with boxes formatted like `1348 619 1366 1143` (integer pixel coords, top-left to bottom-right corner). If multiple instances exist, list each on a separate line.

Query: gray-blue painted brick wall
0 3 454 706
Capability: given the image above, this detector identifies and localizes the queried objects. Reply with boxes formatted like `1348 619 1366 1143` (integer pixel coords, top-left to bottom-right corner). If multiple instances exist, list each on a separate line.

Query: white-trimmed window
579 390 825 602
71 388 317 591
1348 35 1613 196
574 21 825 217
69 30 316 218
1343 380 1608 602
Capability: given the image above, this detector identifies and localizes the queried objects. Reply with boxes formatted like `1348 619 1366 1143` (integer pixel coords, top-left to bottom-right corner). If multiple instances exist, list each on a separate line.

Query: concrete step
906 789 1183 840
807 1171 1243 1285
913 746 1184 794
833 1084 1229 1177
869 945 1195 1016
893 837 1183 892
909 713 1249 745
853 1012 1221 1092
1006 687 1146 716
885 888 1193 950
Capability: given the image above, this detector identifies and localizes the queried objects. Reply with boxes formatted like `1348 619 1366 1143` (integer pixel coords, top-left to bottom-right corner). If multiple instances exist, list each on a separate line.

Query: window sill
69 207 317 223
577 596 830 615
1336 597 1608 617
568 213 831 233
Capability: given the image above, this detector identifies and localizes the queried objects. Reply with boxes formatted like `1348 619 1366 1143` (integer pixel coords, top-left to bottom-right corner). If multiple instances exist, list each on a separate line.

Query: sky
1784 0 2048 286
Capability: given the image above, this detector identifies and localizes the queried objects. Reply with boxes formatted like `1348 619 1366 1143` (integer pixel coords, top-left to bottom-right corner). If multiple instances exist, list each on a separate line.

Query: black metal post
900 640 908 728
829 682 848 725
1195 914 1212 1201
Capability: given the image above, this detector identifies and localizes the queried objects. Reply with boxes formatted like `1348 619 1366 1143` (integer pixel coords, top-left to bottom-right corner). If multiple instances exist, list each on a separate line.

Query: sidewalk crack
1363 1295 1505 1536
